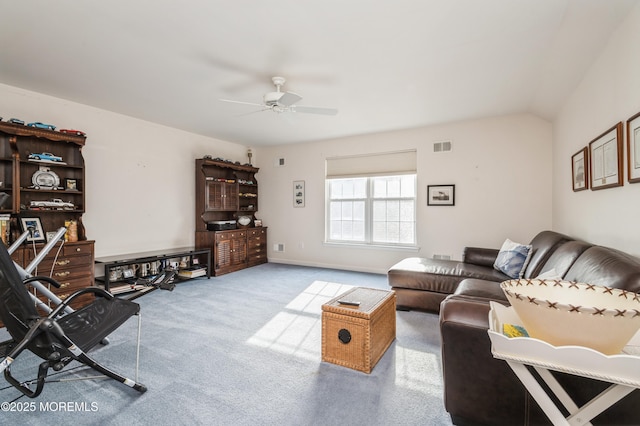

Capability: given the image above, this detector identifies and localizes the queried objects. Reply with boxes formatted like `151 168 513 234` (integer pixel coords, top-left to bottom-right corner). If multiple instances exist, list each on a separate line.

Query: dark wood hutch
0 121 94 309
195 157 267 275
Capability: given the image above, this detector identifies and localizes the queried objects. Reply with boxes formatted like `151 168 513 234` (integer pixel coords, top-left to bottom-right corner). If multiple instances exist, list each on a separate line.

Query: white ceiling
0 0 636 146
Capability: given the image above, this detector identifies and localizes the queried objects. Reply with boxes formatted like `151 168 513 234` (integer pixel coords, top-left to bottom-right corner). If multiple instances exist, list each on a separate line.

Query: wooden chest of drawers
247 227 267 267
196 227 267 276
18 240 95 310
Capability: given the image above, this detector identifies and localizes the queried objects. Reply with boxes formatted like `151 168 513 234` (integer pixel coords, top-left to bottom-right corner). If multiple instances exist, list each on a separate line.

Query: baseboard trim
267 258 388 275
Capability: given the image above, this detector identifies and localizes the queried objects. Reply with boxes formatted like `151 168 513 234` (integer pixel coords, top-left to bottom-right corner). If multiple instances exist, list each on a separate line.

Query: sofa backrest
564 246 640 293
536 240 592 278
523 231 574 279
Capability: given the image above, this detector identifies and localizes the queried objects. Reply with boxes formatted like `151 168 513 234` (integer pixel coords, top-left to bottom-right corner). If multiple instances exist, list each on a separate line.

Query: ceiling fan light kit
220 76 338 116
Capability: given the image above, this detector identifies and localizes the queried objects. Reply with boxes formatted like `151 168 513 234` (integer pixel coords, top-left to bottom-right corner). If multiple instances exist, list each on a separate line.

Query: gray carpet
0 263 452 425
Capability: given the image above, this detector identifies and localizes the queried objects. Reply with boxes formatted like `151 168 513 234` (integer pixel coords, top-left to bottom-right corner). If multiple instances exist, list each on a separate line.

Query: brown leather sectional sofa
388 230 640 425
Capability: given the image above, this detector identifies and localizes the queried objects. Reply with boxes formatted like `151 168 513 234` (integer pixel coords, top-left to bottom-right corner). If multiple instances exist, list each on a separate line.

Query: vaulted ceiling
0 0 636 145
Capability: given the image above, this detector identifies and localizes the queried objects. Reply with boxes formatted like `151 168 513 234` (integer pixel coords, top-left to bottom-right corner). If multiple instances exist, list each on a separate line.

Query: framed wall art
19 217 46 242
627 111 640 183
427 184 455 206
589 122 623 190
293 180 305 207
571 147 589 191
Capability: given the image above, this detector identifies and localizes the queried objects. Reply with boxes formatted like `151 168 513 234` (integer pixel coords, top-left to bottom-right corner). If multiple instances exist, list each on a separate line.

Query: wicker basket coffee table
321 287 396 373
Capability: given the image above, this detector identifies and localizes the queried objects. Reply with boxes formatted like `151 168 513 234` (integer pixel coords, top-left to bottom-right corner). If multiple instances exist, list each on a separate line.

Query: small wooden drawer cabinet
19 240 95 310
247 227 267 267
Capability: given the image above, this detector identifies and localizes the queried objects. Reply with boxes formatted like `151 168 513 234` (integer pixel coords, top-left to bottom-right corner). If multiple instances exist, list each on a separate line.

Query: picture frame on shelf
627 111 640 183
293 180 305 208
589 122 623 190
19 217 46 243
427 184 455 206
571 147 589 191
64 178 78 191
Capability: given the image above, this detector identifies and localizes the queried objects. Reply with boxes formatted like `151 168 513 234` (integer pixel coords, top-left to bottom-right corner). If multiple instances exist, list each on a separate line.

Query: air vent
433 254 451 260
273 243 285 252
274 157 286 167
433 141 452 152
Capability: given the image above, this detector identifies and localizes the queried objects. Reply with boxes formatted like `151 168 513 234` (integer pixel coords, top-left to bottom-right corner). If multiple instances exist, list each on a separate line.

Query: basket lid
323 287 395 319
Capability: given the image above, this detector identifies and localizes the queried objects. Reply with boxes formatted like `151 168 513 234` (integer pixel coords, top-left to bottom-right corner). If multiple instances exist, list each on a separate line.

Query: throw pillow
493 238 533 279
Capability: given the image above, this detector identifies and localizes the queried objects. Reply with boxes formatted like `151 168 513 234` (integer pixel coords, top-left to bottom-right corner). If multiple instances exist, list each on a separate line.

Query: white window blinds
325 150 416 178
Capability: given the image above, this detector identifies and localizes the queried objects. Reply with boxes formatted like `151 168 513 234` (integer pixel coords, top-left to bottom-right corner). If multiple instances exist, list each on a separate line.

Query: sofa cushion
463 247 499 267
535 268 561 279
564 246 640 293
535 240 592 278
523 230 574 278
493 238 532 278
453 278 509 302
388 257 510 295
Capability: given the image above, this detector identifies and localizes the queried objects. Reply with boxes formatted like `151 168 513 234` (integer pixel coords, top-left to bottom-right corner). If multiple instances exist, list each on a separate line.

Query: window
327 174 416 246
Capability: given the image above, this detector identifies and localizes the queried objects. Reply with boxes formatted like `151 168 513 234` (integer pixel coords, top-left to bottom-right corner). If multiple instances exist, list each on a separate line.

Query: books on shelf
178 266 207 278
109 284 148 295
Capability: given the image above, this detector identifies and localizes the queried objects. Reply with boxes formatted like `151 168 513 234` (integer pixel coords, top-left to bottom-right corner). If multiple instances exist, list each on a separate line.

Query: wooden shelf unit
195 158 267 276
95 247 211 298
0 121 94 309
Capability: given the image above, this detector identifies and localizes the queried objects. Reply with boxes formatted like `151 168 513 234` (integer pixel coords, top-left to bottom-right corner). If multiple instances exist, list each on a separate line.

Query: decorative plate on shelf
31 169 60 189
237 215 252 227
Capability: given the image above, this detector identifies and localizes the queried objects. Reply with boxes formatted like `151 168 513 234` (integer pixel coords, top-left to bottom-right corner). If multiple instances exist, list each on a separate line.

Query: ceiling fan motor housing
220 75 337 115
264 91 284 106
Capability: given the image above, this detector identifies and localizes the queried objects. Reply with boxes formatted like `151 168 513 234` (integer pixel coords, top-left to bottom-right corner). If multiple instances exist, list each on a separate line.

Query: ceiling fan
220 76 338 116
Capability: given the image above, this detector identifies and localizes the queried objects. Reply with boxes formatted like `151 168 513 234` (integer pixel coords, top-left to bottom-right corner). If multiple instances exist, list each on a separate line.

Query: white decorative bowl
501 279 640 355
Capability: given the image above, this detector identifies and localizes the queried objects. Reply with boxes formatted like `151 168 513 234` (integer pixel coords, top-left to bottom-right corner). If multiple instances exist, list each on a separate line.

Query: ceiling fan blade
219 99 265 107
236 107 270 117
277 92 302 107
292 105 338 116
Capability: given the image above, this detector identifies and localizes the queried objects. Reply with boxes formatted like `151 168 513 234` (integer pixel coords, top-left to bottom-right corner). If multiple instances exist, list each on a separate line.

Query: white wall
0 83 247 257
256 113 552 274
553 3 640 256
0 86 554 274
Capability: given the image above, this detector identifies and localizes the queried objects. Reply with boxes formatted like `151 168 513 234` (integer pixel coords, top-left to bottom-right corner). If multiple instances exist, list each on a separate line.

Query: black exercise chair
0 242 147 397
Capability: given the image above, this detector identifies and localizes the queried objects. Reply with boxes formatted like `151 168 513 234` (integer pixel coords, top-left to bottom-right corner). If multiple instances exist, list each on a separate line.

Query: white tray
488 302 640 388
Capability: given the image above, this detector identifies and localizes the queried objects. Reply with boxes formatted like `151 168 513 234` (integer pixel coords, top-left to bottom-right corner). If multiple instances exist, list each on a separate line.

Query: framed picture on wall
571 147 589 191
427 184 455 206
293 180 305 207
627 111 640 183
589 122 623 190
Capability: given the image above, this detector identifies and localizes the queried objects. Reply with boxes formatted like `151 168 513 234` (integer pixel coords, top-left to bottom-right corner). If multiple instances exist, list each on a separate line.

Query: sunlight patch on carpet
246 281 353 360
394 345 442 396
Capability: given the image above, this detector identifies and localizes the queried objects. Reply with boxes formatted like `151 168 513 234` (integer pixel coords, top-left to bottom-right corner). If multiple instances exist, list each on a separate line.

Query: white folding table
488 302 640 426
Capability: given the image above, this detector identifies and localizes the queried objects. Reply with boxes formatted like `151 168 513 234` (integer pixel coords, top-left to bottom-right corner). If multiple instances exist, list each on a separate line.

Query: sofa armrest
439 296 541 425
463 247 499 267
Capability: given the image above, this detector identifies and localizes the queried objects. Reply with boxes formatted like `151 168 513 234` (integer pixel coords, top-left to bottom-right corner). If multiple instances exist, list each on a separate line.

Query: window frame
325 174 417 248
